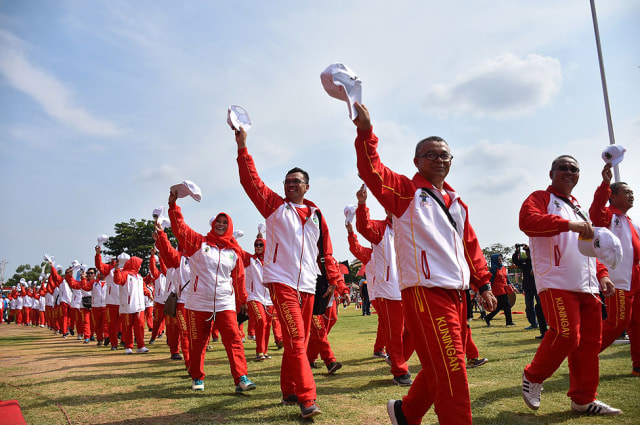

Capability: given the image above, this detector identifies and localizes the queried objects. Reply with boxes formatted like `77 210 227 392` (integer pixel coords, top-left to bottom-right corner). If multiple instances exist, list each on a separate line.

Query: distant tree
482 243 515 267
6 263 47 287
103 218 176 276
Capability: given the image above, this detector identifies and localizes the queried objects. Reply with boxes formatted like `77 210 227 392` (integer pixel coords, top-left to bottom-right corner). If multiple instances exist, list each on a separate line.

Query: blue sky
1 1 638 279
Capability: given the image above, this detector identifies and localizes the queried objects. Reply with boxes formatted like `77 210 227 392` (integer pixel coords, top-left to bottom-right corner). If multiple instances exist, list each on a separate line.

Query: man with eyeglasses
519 155 621 415
589 162 640 376
351 102 497 425
234 127 344 419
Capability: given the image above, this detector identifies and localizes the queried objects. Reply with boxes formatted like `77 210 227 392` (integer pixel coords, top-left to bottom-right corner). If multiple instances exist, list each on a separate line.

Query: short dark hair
87 268 97 274
286 167 309 184
550 155 578 170
610 182 629 196
415 136 447 157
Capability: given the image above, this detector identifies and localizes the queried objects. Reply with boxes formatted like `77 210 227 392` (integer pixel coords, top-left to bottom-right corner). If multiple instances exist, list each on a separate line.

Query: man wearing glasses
234 127 344 419
352 102 497 425
519 155 621 415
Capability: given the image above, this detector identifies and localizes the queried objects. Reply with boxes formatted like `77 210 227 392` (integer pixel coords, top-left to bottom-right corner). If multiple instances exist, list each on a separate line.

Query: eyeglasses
554 164 580 173
86 272 95 275
416 151 453 162
254 243 264 248
283 178 306 185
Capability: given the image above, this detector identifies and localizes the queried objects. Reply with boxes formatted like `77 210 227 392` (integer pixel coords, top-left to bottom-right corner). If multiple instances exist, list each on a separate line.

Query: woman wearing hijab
484 254 515 327
113 256 150 354
167 189 256 393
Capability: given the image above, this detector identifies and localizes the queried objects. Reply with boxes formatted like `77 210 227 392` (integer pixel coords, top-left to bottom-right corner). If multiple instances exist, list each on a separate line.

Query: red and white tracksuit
113 257 147 350
355 127 492 425
149 256 168 341
237 147 342 405
50 267 73 335
168 204 248 385
96 255 120 348
520 187 609 404
90 278 108 342
242 250 273 356
589 181 640 364
66 274 92 340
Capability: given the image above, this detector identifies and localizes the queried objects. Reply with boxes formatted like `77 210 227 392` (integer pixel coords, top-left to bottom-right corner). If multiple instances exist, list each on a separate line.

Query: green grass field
1 299 638 424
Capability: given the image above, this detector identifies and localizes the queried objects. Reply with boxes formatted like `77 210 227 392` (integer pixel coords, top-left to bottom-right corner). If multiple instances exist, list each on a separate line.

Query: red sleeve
65 273 82 290
81 279 93 292
334 273 350 295
347 231 372 264
519 190 571 237
168 202 204 257
236 147 285 218
113 269 126 285
233 256 247 306
589 182 613 228
459 199 492 291
159 257 167 275
596 259 610 281
47 276 56 293
149 255 160 280
50 267 63 286
95 253 114 276
241 251 253 267
355 204 386 245
143 280 153 297
155 230 181 269
354 127 415 218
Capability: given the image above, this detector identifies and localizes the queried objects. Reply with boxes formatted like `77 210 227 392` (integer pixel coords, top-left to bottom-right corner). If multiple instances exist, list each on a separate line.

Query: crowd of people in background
1 100 637 424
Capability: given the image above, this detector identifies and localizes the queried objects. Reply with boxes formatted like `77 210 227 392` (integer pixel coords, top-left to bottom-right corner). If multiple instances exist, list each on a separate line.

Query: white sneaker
522 372 543 410
124 348 133 354
571 400 622 415
137 347 149 354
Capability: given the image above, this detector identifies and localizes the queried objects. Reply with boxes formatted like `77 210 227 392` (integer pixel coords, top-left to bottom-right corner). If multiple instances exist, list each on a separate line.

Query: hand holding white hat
353 102 371 130
234 126 247 149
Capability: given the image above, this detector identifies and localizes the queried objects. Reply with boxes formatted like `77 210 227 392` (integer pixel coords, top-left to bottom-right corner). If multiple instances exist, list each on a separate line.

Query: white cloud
0 30 120 137
424 53 562 118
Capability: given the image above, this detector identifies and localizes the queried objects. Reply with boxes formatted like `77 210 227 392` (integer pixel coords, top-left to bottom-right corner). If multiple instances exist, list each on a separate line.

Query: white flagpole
590 0 620 182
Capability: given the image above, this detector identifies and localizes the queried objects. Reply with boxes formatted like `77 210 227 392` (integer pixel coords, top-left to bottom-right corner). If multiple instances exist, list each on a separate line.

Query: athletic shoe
327 361 342 375
506 323 516 327
571 400 622 415
96 340 103 346
124 348 133 354
235 375 256 392
83 339 90 344
276 340 284 349
62 333 69 338
104 337 110 346
212 337 219 342
309 361 320 369
524 325 539 330
632 367 640 376
256 353 266 361
281 394 298 405
263 353 271 359
522 372 543 410
69 330 75 336
77 335 83 340
248 335 256 341
90 336 96 341
467 357 488 368
300 401 321 419
387 399 408 425
148 338 155 345
192 379 204 391
170 353 183 361
373 351 387 359
241 338 246 343
137 347 149 354
535 334 544 340
110 346 118 351
206 345 213 352
392 373 412 387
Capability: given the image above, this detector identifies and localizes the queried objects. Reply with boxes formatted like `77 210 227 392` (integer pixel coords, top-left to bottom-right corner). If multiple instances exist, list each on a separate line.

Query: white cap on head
578 227 623 270
320 63 363 120
602 145 626 166
227 105 252 131
343 205 357 225
170 180 202 202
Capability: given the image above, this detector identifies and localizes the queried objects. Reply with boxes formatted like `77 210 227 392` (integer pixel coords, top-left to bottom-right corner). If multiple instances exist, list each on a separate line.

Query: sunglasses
254 243 264 248
555 164 580 173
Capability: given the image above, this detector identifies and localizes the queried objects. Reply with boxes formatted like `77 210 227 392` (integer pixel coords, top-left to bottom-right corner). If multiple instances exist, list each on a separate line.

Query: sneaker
263 353 271 359
248 335 256 341
77 335 83 340
124 348 133 354
90 336 96 341
467 357 488 368
276 340 284 349
235 375 256 392
506 323 516 327
256 353 266 361
192 379 204 391
137 347 149 354
373 350 387 359
522 372 543 410
387 399 408 425
62 332 69 338
281 394 298 405
327 361 342 375
524 325 539 330
212 337 219 343
392 373 413 387
310 361 320 369
535 334 544 340
571 400 622 415
96 340 103 346
632 367 640 376
104 337 110 346
110 346 118 351
83 339 90 344
171 353 183 360
206 345 213 351
148 338 155 345
69 329 75 336
300 401 321 419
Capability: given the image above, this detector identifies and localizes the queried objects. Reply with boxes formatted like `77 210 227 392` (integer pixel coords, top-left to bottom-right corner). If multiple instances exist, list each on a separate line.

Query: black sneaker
327 361 342 375
171 353 183 360
392 373 412 387
300 401 321 419
281 394 298 406
467 357 488 368
104 337 110 346
632 367 640 376
387 399 408 425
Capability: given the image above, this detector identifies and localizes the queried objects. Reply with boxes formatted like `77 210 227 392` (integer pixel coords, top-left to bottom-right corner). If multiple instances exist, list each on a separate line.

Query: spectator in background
512 244 547 339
